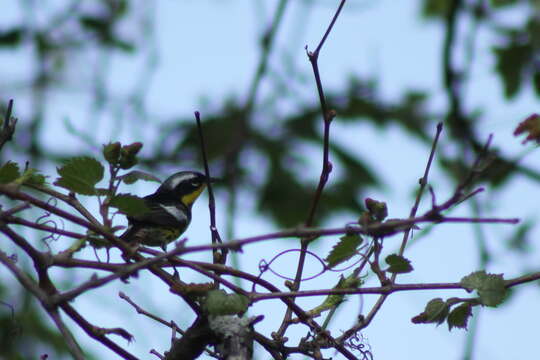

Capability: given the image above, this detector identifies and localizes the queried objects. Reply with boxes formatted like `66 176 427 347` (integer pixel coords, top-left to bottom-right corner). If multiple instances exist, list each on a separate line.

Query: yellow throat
181 184 206 206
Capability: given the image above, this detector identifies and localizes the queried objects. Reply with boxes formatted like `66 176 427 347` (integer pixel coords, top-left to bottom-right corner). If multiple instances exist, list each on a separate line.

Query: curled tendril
36 197 65 247
345 332 373 360
257 248 326 282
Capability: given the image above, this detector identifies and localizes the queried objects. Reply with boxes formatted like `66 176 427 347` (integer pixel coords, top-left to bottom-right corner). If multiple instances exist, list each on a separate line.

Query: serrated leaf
0 161 20 184
385 254 413 274
411 298 449 325
109 194 149 216
204 290 249 316
325 234 363 268
447 303 473 331
460 271 507 307
119 170 161 185
55 157 104 195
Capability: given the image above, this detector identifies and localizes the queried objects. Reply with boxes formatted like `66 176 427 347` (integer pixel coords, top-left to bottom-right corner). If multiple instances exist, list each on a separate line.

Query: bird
120 170 213 250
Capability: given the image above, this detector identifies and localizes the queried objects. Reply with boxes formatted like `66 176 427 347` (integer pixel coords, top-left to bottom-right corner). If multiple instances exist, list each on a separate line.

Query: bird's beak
207 177 221 184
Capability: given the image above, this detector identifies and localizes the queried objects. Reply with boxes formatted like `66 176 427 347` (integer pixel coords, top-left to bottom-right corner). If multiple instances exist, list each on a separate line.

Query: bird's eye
191 181 201 188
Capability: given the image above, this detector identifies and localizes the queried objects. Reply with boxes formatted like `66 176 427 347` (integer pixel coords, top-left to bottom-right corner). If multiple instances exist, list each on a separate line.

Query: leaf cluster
412 271 508 330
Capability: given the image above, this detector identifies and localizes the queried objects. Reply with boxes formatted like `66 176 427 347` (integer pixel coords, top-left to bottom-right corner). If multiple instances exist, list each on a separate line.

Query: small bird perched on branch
120 171 213 250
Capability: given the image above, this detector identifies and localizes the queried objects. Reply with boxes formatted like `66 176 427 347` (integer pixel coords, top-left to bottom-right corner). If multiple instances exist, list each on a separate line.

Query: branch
0 249 85 359
278 0 347 340
194 111 225 266
172 214 518 256
52 242 196 304
60 302 139 360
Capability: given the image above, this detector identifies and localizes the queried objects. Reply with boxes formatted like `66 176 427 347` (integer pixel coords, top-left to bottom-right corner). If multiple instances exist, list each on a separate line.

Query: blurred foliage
0 283 73 359
1 0 540 357
160 78 433 227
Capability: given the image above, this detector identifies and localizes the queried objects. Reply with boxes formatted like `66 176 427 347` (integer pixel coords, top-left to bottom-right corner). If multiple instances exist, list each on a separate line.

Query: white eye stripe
167 173 198 189
159 204 187 222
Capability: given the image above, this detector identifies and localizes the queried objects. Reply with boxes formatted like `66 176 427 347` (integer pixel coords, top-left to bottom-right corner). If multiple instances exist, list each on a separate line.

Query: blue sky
2 1 539 359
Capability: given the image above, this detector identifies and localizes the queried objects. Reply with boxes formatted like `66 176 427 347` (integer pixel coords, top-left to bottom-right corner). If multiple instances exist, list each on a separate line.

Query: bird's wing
128 196 189 227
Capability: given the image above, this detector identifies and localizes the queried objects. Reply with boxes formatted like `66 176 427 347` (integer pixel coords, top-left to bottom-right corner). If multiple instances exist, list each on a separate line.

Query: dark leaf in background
421 0 453 18
493 43 531 99
0 28 23 47
534 71 540 97
490 0 519 7
493 17 540 99
173 101 248 164
506 220 534 253
0 286 76 359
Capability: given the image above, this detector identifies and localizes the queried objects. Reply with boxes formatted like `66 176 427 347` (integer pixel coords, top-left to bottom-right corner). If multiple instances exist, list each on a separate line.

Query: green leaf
119 170 161 185
17 168 47 186
204 290 249 316
490 0 519 7
421 0 452 18
325 234 363 268
460 271 507 307
411 298 449 325
307 274 362 318
0 162 20 184
0 28 23 47
55 157 104 195
109 194 149 216
493 43 531 99
506 220 534 252
385 254 413 274
365 197 388 221
447 303 473 330
533 72 540 97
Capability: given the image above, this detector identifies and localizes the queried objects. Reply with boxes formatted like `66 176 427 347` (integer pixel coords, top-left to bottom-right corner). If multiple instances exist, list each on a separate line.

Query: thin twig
119 292 185 335
253 271 540 300
47 309 86 360
278 0 347 340
60 302 139 360
169 214 518 256
398 122 443 256
53 242 198 304
194 111 225 266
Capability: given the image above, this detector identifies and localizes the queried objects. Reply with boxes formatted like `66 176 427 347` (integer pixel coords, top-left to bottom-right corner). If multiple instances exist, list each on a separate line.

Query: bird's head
157 171 215 207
